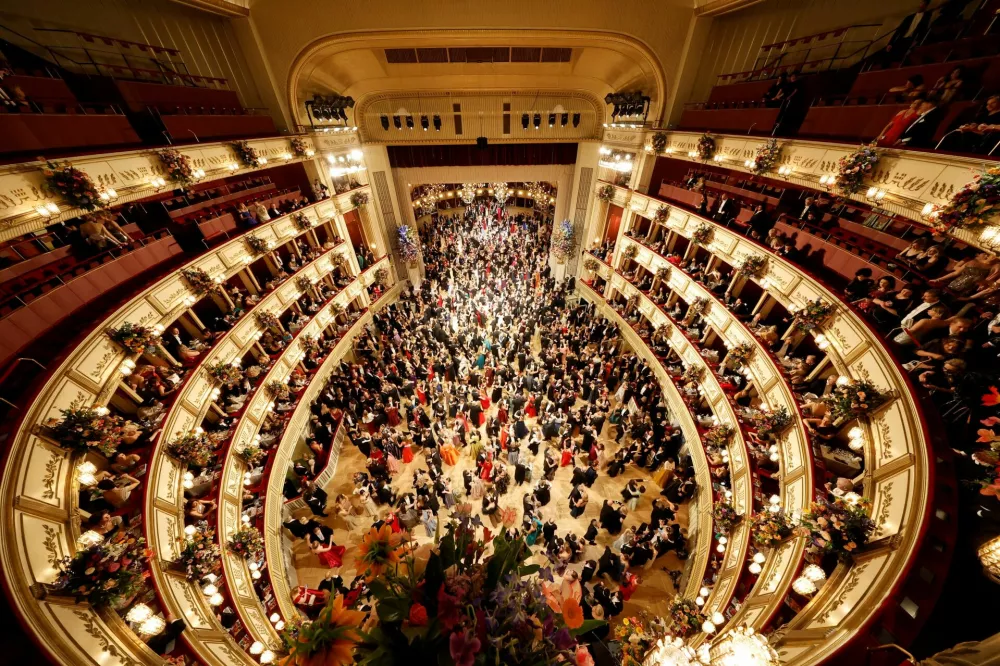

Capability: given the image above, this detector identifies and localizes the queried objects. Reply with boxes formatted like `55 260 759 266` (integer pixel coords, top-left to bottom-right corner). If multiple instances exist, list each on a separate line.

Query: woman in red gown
312 541 346 568
480 388 491 412
525 396 537 419
416 381 427 405
560 439 574 467
402 441 414 464
387 401 401 427
479 452 494 481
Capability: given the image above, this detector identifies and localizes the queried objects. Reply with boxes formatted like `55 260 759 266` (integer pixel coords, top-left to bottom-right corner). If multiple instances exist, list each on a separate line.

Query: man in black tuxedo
747 204 774 240
897 98 945 149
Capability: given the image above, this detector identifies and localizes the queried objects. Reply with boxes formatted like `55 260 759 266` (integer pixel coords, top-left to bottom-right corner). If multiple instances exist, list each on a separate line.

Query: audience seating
160 113 277 141
0 112 140 154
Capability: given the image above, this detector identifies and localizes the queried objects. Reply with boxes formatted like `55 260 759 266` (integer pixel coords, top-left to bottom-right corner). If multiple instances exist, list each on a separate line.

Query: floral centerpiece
256 310 280 329
691 224 713 246
934 166 1000 230
737 254 767 280
713 501 741 534
795 496 875 562
236 443 267 467
397 224 421 263
373 267 389 286
300 334 321 355
747 406 792 439
750 509 794 548
750 139 782 176
227 526 264 560
727 342 754 368
55 532 149 607
245 235 270 255
704 424 734 447
41 159 104 211
654 204 671 223
651 132 668 154
583 257 599 272
683 364 704 382
688 297 709 317
596 184 616 202
51 407 129 457
612 613 665 666
296 275 315 292
207 362 243 385
181 268 220 296
265 380 291 401
668 597 707 638
231 140 260 168
290 136 309 158
167 430 214 468
697 134 716 161
823 379 886 421
626 293 641 311
350 191 369 209
292 212 313 231
836 143 879 195
107 322 159 355
790 299 834 333
157 149 196 189
551 219 577 262
177 521 221 581
283 516 603 666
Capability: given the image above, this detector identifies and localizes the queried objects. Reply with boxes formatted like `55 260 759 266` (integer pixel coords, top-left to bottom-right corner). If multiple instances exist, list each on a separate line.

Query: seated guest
877 98 922 147
887 74 926 100
844 268 876 302
930 66 964 104
895 98 945 149
940 95 1000 154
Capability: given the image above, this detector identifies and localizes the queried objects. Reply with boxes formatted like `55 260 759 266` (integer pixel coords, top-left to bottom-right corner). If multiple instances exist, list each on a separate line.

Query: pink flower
437 584 462 630
576 645 596 666
449 630 481 666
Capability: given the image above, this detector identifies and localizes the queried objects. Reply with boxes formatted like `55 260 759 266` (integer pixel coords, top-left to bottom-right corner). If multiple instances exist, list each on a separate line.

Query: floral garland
373 267 389 286
688 297 709 317
181 268 220 296
747 406 792 439
331 301 345 316
231 140 260 168
823 379 886 421
157 149 195 188
704 424 734 448
255 310 280 329
583 257 599 272
350 191 369 209
651 132 668 154
750 139 782 176
791 299 834 333
697 134 716 161
750 510 793 548
206 361 243 385
167 430 214 468
289 136 309 158
654 204 671 223
713 501 741 534
292 212 313 231
227 526 264 560
691 224 713 246
836 143 879 195
107 322 159 355
668 597 707 638
737 254 768 280
935 166 1000 230
795 496 875 562
177 521 221 581
55 532 149 607
397 224 421 262
727 342 754 368
245 235 270 255
236 443 267 467
40 159 104 212
52 407 129 457
265 379 291 401
596 184 616 202
551 219 577 261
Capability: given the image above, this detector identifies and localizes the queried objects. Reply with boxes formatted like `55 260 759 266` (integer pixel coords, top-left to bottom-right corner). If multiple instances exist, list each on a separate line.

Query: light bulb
848 426 864 440
702 620 716 634
803 564 827 584
712 612 725 625
792 576 817 595
700 587 710 597
76 530 104 549
274 620 285 631
719 536 728 545
260 650 275 664
753 552 766 564
270 613 280 623
716 544 726 553
252 570 261 580
203 583 218 596
250 641 264 655
249 561 259 571
695 596 705 606
748 562 762 575
137 615 166 636
125 603 153 624
208 592 224 606
205 573 217 583
185 525 197 537
769 494 781 505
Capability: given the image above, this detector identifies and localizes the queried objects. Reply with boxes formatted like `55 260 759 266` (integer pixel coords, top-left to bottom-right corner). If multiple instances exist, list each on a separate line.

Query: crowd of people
283 202 700 622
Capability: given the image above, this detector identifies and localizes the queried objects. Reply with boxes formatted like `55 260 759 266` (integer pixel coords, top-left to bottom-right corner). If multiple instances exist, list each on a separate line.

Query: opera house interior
3 0 1000 665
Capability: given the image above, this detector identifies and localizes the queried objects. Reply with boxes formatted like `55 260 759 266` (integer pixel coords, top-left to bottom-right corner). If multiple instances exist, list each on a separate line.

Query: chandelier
641 626 777 666
459 183 482 205
491 182 511 204
413 183 444 217
528 182 554 209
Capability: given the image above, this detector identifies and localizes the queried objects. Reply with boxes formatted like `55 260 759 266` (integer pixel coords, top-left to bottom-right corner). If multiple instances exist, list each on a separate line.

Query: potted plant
747 406 792 439
836 143 879 195
551 219 577 263
935 166 1000 230
727 342 754 368
696 134 716 161
206 361 243 385
790 299 834 333
397 224 420 263
292 212 313 231
350 191 369 209
704 424 734 448
751 509 794 548
373 267 389 286
713 501 741 534
181 268 220 296
596 184 616 202
50 407 129 457
668 597 707 638
157 149 196 189
231 140 260 168
823 379 887 421
255 310 280 329
236 443 267 467
736 255 767 280
691 224 713 246
750 139 782 176
245 235 270 255
265 380 291 401
290 136 310 158
651 132 668 154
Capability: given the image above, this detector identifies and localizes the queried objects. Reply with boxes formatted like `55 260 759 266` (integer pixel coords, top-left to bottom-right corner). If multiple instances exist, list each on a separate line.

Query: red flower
437 584 462 630
408 603 428 626
983 386 1000 407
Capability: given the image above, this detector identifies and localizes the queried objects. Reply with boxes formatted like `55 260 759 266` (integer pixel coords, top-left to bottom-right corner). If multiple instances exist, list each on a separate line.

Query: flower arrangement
245 235 270 255
290 136 309 158
206 361 243 385
791 299 834 333
296 275 315 292
374 267 389 286
713 501 741 534
750 139 782 176
551 219 577 262
691 224 713 246
683 364 704 382
688 297 709 317
350 191 369 209
55 532 148 607
596 184 616 202
107 322 159 355
655 265 671 282
236 443 267 467
177 521 221 581
737 254 767 280
397 224 421 262
300 334 321 355
292 212 313 231
654 204 671 223
157 149 195 188
935 167 1000 230
750 510 794 548
621 244 638 261
823 379 886 421
747 406 792 439
651 132 668 154
51 407 129 457
727 342 754 368
227 526 264 560
265 380 291 401
231 140 260 168
583 257 599 272
668 597 707 638
167 430 215 468
255 310 280 329
836 143 879 195
40 159 104 211
181 268 220 296
284 515 603 666
795 496 875 562
626 293 641 311
704 424 734 447
612 613 664 666
697 134 716 161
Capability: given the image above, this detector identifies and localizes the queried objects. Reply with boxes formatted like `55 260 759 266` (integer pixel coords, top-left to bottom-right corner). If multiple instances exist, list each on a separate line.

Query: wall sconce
713 154 725 163
665 147 675 154
208 592 224 606
193 168 206 179
35 202 60 217
687 150 698 158
260 650 275 664
149 177 166 189
815 333 830 350
716 535 728 553
98 188 119 203
183 295 197 307
777 165 794 178
768 444 779 462
126 603 153 624
182 471 195 490
120 359 136 376
250 642 264 655
743 159 756 170
748 551 767 574
136 614 166 636
258 157 268 166
281 153 292 161
229 163 240 171
865 186 887 203
305 149 315 157
76 461 98 486
76 529 104 549
848 425 865 451
695 586 710 606
818 174 837 189
979 226 1000 252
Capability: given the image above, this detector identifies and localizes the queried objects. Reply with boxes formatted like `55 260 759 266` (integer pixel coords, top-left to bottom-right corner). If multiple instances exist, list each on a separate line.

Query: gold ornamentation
72 609 140 666
818 562 870 623
89 349 116 379
872 482 894 539
42 524 63 566
41 454 60 500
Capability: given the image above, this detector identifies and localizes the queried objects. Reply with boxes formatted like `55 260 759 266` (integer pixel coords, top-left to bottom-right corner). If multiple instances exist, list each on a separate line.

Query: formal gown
317 544 346 568
402 443 414 463
440 444 460 466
